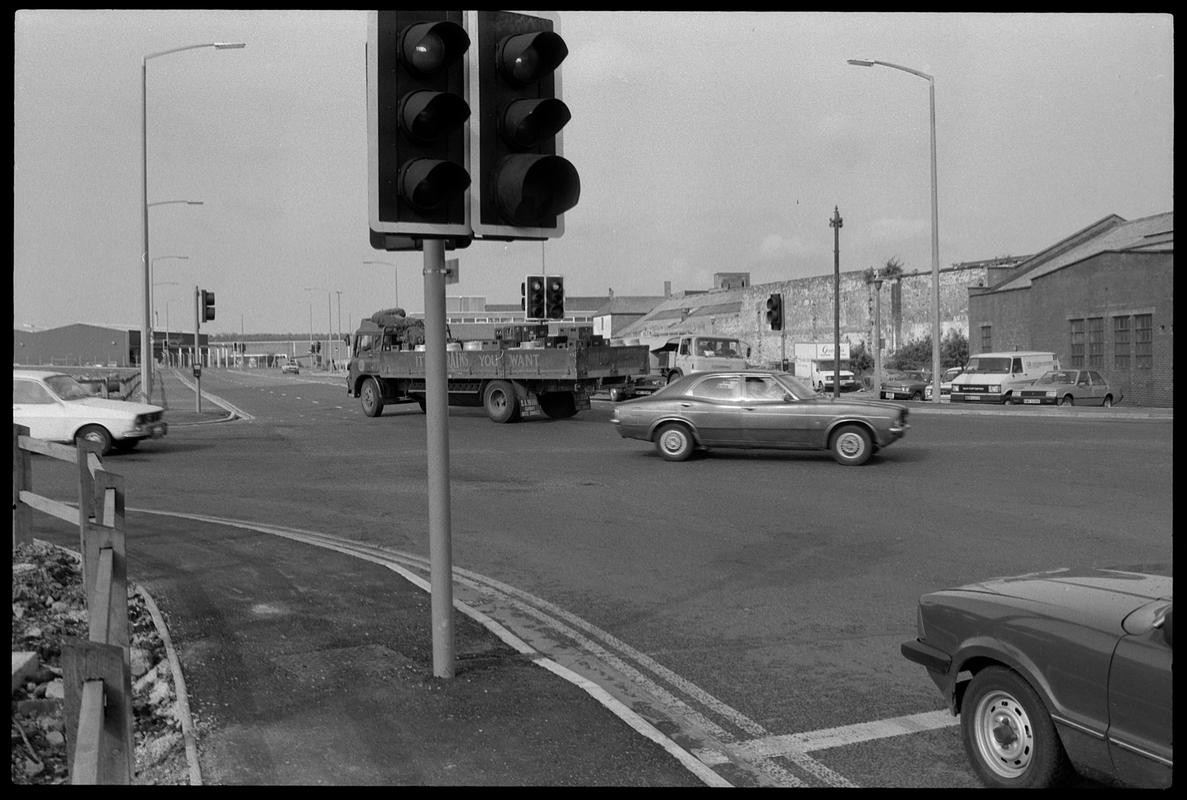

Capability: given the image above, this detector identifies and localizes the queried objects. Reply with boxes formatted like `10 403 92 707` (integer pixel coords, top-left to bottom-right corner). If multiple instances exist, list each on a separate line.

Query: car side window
1089 371 1103 385
745 376 784 401
13 380 54 404
689 376 740 401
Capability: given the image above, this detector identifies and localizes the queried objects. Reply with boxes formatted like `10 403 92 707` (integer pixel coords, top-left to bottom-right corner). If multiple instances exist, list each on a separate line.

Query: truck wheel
830 424 872 466
961 666 1073 788
360 377 385 417
666 370 682 385
654 423 695 462
540 392 578 419
483 380 520 423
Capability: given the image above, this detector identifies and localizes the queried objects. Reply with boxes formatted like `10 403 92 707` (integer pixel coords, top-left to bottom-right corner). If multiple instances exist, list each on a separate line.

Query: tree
886 329 969 372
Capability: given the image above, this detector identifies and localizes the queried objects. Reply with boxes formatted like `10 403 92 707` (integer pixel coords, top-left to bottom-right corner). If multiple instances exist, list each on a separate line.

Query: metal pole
928 77 941 403
874 280 883 397
336 291 343 371
326 293 332 372
422 239 454 678
141 57 151 403
830 206 843 399
194 286 202 413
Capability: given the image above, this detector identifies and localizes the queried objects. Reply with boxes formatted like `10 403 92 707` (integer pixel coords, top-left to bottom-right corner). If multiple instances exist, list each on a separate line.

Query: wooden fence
12 424 134 784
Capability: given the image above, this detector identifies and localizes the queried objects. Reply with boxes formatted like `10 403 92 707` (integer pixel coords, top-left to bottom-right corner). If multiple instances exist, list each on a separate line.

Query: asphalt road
29 367 1173 787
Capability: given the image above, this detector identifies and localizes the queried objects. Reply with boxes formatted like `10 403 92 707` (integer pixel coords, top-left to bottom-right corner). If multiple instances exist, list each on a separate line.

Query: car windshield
772 372 818 397
1036 370 1075 385
962 357 1011 374
43 374 92 400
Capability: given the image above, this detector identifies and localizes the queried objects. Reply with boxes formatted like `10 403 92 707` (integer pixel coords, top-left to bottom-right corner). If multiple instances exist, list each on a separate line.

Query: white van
949 351 1060 405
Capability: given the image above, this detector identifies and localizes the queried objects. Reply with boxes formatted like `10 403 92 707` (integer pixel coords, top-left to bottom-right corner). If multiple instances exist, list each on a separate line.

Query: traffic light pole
422 239 455 678
193 286 202 413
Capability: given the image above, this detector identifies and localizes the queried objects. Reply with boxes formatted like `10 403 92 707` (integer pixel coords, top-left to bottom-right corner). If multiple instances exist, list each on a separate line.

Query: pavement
17 368 1170 786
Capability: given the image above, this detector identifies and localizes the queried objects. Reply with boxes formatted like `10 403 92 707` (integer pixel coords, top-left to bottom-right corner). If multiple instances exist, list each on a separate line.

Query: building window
1069 318 1085 367
1087 317 1104 368
1134 314 1153 369
979 325 992 353
1113 316 1130 370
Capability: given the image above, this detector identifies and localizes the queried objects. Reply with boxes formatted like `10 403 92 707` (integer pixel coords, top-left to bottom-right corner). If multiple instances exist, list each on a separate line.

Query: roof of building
990 211 1173 292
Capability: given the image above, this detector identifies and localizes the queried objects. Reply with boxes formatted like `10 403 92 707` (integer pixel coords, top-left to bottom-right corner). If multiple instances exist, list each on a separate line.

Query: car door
1087 371 1107 405
13 378 71 442
740 374 800 447
681 374 744 446
1106 607 1173 788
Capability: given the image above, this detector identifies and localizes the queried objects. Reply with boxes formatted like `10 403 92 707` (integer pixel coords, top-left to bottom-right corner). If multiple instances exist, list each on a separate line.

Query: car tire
1058 394 1074 407
483 380 520 424
360 377 385 417
829 424 872 466
961 666 1074 789
76 424 113 456
1102 395 1114 408
911 391 922 401
654 423 695 462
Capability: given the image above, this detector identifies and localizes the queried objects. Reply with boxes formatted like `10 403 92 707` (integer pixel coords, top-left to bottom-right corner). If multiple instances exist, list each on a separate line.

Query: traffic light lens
494 154 580 226
497 32 568 85
399 90 470 143
502 98 571 149
400 22 470 75
399 158 472 211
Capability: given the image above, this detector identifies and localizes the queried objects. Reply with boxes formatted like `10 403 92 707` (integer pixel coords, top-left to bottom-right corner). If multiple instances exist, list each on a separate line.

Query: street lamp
304 287 332 371
363 259 398 310
141 41 245 403
847 58 941 402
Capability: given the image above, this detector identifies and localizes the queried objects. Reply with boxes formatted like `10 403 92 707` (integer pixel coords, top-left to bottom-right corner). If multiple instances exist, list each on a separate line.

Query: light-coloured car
1016 369 1122 407
281 362 300 375
610 369 909 466
13 369 167 455
925 366 964 401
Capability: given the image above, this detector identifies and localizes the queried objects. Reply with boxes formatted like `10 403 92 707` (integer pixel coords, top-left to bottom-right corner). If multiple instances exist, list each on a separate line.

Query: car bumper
128 421 168 440
901 638 956 705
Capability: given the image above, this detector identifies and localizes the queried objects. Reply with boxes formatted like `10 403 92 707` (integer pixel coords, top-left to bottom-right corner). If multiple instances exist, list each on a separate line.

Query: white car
13 369 167 455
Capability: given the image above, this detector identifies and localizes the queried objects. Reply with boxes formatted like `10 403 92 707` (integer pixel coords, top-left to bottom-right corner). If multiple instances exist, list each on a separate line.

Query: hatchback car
13 369 167 456
281 362 300 375
1016 369 1122 407
902 565 1172 788
881 369 931 401
610 369 908 465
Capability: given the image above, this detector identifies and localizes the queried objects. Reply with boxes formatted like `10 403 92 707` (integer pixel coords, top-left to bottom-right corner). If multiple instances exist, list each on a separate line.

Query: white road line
738 711 959 758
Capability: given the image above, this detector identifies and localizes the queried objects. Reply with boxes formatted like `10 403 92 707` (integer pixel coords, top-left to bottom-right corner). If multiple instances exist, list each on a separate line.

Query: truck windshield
694 338 744 358
963 357 1011 373
816 360 850 372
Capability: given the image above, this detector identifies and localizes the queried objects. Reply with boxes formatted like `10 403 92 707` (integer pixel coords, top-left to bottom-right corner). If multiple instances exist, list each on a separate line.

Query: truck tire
540 392 578 419
666 370 683 385
483 380 520 423
360 377 385 417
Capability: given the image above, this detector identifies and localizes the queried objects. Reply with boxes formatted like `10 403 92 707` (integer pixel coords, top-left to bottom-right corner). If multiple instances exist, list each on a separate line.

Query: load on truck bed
347 309 650 423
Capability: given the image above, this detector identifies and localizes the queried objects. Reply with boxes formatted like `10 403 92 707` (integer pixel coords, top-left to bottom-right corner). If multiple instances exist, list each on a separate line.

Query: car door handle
680 403 692 408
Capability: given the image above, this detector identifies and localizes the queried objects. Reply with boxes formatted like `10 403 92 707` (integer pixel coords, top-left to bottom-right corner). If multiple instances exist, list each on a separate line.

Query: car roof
13 369 66 380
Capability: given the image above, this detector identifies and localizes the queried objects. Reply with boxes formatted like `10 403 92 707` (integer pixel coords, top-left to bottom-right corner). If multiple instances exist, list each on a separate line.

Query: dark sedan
880 369 931 401
609 369 908 465
1016 369 1122 407
902 565 1172 788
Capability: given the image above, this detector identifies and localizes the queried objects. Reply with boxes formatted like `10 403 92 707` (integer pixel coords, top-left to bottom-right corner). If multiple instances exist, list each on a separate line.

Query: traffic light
546 276 565 319
467 11 580 240
201 289 216 322
368 10 472 247
766 292 783 331
524 274 546 319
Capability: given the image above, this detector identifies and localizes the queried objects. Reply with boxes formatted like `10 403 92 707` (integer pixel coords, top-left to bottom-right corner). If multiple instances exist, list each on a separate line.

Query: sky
13 10 1174 337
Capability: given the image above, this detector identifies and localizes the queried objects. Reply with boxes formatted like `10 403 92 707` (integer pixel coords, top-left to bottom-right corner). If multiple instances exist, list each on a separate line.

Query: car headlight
1045 391 1057 398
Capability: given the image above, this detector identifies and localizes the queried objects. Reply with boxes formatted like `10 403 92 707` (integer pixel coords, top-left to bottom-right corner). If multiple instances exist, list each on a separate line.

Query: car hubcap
974 691 1033 778
660 431 685 454
837 432 864 459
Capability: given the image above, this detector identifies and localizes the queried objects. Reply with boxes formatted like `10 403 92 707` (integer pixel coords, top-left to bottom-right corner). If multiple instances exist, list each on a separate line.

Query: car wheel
1102 395 1113 408
910 391 922 401
483 380 520 424
360 377 385 417
961 666 1074 789
829 424 872 466
654 423 695 462
75 424 113 456
1058 394 1074 407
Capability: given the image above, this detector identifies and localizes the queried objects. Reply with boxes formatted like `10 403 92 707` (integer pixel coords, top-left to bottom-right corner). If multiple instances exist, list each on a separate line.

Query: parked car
610 369 909 465
281 362 300 375
1016 369 1122 407
12 369 167 456
881 369 931 401
926 366 964 401
902 565 1172 788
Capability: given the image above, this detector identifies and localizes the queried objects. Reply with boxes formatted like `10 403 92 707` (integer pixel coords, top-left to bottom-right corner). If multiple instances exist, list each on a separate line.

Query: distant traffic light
467 10 579 240
368 10 472 247
524 274 546 319
201 289 216 322
546 276 565 319
766 293 783 331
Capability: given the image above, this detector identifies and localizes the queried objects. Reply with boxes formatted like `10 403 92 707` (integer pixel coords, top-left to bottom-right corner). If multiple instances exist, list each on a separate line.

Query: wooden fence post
13 424 33 549
76 441 102 585
62 640 132 784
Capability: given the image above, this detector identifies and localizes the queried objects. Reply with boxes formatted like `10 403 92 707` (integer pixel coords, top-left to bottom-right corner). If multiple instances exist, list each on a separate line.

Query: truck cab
650 335 751 384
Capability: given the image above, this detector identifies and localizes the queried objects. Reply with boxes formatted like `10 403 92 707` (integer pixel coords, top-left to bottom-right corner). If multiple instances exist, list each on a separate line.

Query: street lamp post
335 290 343 370
363 259 398 310
847 58 941 402
304 287 332 370
142 41 245 403
873 276 884 397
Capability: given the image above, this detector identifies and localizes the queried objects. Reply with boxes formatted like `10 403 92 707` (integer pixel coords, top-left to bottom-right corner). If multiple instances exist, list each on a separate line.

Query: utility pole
830 206 844 399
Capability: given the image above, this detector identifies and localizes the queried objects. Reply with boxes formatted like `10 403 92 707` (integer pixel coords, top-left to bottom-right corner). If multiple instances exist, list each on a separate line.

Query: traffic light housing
546 276 565 319
201 289 216 322
766 292 783 331
368 10 473 249
467 11 580 240
524 274 546 319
